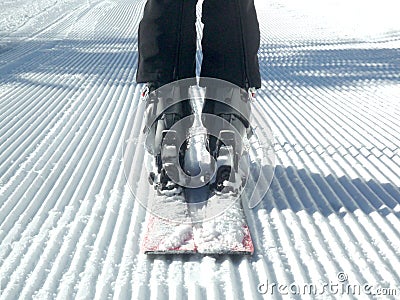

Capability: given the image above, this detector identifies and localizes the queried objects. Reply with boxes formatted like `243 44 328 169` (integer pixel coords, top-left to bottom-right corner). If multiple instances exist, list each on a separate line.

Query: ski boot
142 81 192 196
203 86 255 195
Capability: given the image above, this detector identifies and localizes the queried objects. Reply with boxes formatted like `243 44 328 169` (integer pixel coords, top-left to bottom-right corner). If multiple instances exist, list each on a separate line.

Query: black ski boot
142 82 192 195
203 86 255 194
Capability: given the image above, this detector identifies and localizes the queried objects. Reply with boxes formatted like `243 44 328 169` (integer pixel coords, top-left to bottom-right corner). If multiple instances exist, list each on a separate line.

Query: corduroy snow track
0 0 399 299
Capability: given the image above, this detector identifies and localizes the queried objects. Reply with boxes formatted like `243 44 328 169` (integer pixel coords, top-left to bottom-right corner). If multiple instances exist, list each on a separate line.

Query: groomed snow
1 0 400 299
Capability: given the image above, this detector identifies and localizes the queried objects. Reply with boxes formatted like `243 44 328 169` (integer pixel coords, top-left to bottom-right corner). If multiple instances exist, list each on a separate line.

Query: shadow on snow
258 41 400 86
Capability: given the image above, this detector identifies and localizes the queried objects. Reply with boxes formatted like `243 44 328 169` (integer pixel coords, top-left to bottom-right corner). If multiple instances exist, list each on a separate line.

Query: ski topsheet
142 189 254 255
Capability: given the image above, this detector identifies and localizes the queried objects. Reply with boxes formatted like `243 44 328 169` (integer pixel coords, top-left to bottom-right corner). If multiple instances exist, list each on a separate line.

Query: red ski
142 192 253 255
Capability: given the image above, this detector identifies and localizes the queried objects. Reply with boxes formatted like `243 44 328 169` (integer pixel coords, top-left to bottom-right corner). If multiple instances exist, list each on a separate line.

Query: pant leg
200 0 261 89
136 0 198 84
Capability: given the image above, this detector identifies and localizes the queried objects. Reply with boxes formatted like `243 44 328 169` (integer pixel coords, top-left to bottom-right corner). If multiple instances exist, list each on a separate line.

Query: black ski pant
136 0 261 90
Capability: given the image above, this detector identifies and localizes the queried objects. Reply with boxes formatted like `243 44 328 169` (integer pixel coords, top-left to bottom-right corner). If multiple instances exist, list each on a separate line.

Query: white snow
158 224 193 251
0 0 87 49
1 0 400 299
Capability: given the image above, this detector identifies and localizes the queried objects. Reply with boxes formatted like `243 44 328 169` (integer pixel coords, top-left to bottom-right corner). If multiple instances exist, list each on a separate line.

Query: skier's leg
200 0 260 192
137 0 198 192
200 0 261 89
136 0 198 84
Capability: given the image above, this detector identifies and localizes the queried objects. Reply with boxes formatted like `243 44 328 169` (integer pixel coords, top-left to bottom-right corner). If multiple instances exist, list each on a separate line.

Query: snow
1 0 400 298
0 0 86 47
158 224 193 250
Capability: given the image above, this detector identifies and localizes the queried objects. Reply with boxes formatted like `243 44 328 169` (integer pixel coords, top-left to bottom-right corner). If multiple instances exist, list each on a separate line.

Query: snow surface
1 0 400 299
